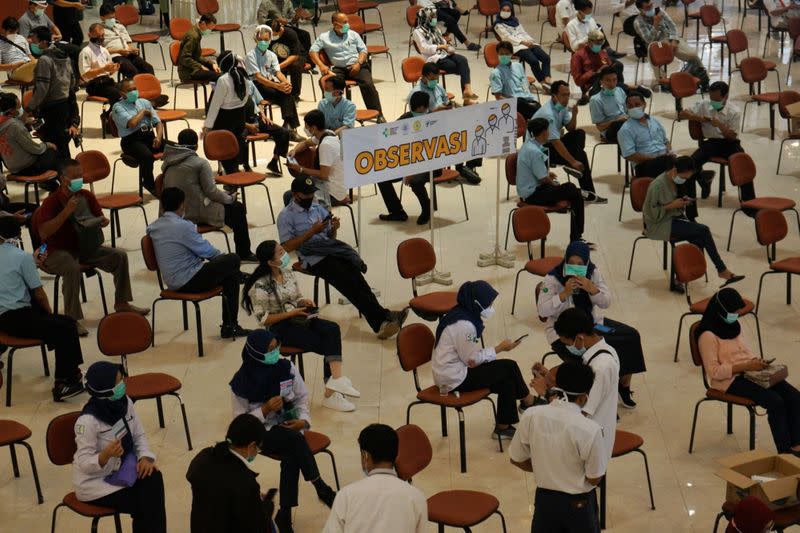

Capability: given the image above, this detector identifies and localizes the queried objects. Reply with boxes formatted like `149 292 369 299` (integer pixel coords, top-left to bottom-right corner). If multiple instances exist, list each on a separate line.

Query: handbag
744 364 788 389
104 452 138 487
71 196 105 259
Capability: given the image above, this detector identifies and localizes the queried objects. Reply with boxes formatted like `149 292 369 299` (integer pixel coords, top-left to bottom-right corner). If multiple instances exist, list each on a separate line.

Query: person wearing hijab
537 240 646 408
204 50 252 175
432 280 535 439
230 329 337 533
241 240 361 412
412 8 478 103
699 288 800 455
725 496 775 533
417 0 480 51
186 413 277 533
493 1 552 85
74 362 166 532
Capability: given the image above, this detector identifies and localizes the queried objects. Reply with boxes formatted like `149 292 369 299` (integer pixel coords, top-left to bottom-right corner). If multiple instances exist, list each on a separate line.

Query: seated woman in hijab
699 288 800 455
432 280 536 439
493 1 552 86
537 240 646 409
230 329 336 533
74 361 166 533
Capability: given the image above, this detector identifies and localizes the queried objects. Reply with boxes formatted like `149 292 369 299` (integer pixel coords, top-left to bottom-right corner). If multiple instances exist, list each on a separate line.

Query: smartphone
594 323 615 334
514 334 529 343
323 213 333 222
38 243 47 255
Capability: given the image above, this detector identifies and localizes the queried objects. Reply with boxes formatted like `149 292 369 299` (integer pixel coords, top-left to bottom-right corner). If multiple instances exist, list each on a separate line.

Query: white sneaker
326 376 361 398
322 392 356 412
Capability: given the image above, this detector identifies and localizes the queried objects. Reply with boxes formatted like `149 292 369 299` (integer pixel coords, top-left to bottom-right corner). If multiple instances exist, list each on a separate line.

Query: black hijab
82 361 134 453
697 288 745 340
229 329 292 403
548 240 597 317
435 280 498 346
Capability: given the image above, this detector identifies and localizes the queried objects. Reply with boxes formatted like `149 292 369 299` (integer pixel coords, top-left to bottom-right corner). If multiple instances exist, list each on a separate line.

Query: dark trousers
260 425 321 508
517 98 541 121
517 46 551 81
89 470 167 533
634 154 698 220
670 217 727 272
212 106 248 175
283 60 306 98
86 75 120 101
727 376 800 453
17 147 59 177
331 65 382 113
378 174 430 214
188 69 220 83
224 201 252 257
178 254 241 328
552 318 646 376
257 119 290 158
437 7 467 43
270 318 342 382
308 255 389 333
437 54 470 90
113 54 154 78
602 121 623 143
55 18 83 46
546 130 593 192
455 359 529 425
524 182 584 241
38 100 73 159
1 200 37 243
120 130 158 195
692 138 755 203
256 84 300 128
0 306 83 381
532 487 600 533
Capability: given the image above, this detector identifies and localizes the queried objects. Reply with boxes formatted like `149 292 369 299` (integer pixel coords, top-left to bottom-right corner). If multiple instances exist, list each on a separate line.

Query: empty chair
396 238 457 321
0 419 43 504
739 57 781 140
754 209 800 314
195 0 246 52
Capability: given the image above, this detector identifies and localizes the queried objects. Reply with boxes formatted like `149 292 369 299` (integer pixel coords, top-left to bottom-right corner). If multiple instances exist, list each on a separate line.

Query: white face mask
304 126 313 137
500 11 511 18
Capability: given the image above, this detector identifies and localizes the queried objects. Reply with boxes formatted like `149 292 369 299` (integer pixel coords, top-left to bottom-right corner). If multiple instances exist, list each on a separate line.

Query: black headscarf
82 361 134 453
435 280 498 345
218 50 248 101
495 1 520 27
697 288 745 340
548 240 597 318
229 329 292 403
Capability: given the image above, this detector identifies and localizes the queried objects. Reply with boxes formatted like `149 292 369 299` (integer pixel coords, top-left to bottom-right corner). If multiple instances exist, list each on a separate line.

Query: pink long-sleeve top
698 331 758 392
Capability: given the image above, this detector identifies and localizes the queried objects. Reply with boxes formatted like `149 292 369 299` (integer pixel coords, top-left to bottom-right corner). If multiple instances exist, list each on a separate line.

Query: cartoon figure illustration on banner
487 113 499 134
499 102 515 134
471 125 487 157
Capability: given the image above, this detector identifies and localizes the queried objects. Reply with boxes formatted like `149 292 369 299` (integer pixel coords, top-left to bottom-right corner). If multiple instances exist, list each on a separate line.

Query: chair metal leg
504 208 517 250
156 396 165 428
19 440 43 504
96 272 108 316
457 408 467 473
40 344 50 377
713 511 726 533
634 449 656 510
511 268 525 315
194 301 204 358
405 401 423 424
493 510 508 533
727 402 734 434
748 406 756 450
688 398 710 453
6 347 15 407
599 475 607 529
173 392 193 450
726 209 742 251
626 236 645 280
181 301 188 331
51 502 65 533
459 182 468 220
322 449 340 490
750 311 764 356
440 405 448 437
9 443 20 477
673 312 692 362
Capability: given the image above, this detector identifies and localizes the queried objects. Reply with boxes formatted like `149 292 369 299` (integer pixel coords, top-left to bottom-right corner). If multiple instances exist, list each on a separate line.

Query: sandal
720 274 745 288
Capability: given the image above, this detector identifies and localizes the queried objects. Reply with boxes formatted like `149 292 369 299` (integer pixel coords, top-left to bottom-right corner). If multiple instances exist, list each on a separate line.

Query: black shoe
577 94 590 106
670 281 685 294
315 483 336 508
274 509 294 533
698 170 715 199
618 385 637 409
239 253 259 264
151 95 169 108
378 211 408 221
459 166 481 184
636 85 653 99
416 209 430 225
221 325 253 339
289 130 307 143
466 42 481 51
266 158 282 177
607 48 627 59
53 379 85 402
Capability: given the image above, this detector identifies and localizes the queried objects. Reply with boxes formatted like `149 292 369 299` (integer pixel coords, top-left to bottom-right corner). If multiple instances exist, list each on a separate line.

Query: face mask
68 178 83 193
340 23 350 34
411 111 425 117
710 100 724 110
499 55 511 65
645 8 656 16
202 28 213 36
257 40 269 51
246 453 256 463
296 196 313 209
582 13 593 21
474 299 496 320
324 90 337 102
553 102 565 112
673 175 686 185
426 79 438 89
261 347 281 365
628 106 645 120
90 36 104 45
566 339 587 357
126 90 139 103
279 252 291 270
602 87 615 96
109 381 126 401
35 8 45 17
722 312 738 324
29 43 41 56
590 44 602 53
303 126 313 137
564 263 588 277
429 18 438 26
500 11 512 18
104 17 116 28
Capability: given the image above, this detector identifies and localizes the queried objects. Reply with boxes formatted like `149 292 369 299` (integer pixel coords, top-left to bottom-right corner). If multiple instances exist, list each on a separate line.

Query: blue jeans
516 46 551 81
669 218 726 273
727 376 800 453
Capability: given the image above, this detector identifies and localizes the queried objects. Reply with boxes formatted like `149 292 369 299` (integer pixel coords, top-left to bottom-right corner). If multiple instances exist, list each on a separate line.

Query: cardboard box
716 449 800 510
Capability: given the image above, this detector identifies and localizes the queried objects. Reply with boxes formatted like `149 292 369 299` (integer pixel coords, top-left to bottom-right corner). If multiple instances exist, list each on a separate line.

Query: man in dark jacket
177 14 220 83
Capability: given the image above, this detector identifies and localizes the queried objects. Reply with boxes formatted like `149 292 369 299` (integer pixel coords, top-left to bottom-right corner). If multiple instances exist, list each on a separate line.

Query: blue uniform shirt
317 97 356 130
112 98 161 139
589 88 626 137
0 243 42 315
245 47 281 81
277 200 333 268
408 81 450 111
533 100 572 142
309 29 367 68
489 62 535 100
618 115 668 163
516 139 550 199
146 212 221 290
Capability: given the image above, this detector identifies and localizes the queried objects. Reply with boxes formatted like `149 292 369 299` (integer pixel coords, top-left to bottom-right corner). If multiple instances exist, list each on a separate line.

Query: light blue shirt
277 200 332 268
317 97 356 130
489 62 535 100
589 88 627 137
145 212 221 290
245 47 281 81
618 116 668 162
408 81 450 111
516 139 550 199
309 29 367 68
111 98 161 139
533 100 572 141
0 243 41 315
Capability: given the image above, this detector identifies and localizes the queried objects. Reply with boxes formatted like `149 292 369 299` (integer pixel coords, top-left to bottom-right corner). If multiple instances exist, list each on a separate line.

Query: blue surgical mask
582 13 593 22
279 252 291 270
16 107 23 118
722 312 738 324
246 454 256 463
564 264 588 277
324 90 337 102
29 43 41 55
68 178 83 193
109 381 126 401
498 55 511 65
411 111 425 117
628 106 645 120
126 90 139 103
673 176 686 185
427 79 438 89
645 8 656 16
553 101 565 112
35 8 45 17
202 28 213 36
590 44 602 53
257 40 269 51
602 87 615 96
261 347 281 365
566 338 587 357
429 18 438 26
104 17 117 29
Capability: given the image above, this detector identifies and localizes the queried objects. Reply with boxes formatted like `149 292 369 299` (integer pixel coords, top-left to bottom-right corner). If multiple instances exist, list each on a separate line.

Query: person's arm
322 494 346 533
308 37 329 74
508 414 533 471
31 287 52 314
537 275 573 317
335 101 356 132
73 416 119 474
632 16 656 43
178 33 211 72
619 127 655 163
582 427 608 486
279 216 328 253
203 78 229 129
661 10 678 37
451 322 498 367
714 109 740 140
566 21 583 49
550 138 581 167
10 121 47 156
26 57 50 113
231 391 273 422
494 23 518 46
125 107 151 129
199 162 234 205
581 363 613 419
290 365 311 426
565 106 578 131
412 30 442 57
38 198 77 242
586 269 611 308
185 224 221 259
248 52 284 91
677 107 705 123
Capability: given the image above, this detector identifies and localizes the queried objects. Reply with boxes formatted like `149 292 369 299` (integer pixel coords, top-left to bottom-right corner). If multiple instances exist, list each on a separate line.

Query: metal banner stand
477 156 515 268
416 170 453 287
339 185 380 304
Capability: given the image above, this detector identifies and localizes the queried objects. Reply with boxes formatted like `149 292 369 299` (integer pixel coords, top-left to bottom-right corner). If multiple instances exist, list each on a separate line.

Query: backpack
138 0 156 15
100 108 119 138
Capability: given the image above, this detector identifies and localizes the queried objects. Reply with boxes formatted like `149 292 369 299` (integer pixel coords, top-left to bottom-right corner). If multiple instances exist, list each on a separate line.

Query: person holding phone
230 329 338 533
537 240 646 409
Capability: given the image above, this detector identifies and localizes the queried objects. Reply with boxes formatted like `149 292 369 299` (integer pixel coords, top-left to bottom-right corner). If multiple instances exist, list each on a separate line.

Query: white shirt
323 469 428 533
315 133 347 204
536 270 612 344
432 320 497 393
556 0 576 29
611 0 639 17
204 73 252 128
103 23 133 59
566 16 601 48
78 43 113 79
494 23 538 53
509 400 608 494
230 361 311 431
581 340 620 461
691 100 741 140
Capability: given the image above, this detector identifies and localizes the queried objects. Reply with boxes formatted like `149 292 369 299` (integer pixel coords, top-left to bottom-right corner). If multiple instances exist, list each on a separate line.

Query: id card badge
279 379 293 398
111 419 128 441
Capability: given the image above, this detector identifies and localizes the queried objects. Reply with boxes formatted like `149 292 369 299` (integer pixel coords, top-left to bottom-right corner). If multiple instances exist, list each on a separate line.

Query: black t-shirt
270 26 305 62
49 0 84 23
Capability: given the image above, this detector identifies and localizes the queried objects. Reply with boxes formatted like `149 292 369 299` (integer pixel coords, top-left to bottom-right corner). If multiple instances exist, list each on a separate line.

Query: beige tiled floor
2 1 800 532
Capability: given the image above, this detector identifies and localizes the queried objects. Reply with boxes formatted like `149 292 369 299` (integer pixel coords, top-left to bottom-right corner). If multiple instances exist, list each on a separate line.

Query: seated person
412 7 478 103
230 329 337 533
177 14 220 83
491 41 541 120
0 91 59 177
112 79 163 197
257 0 313 51
589 66 627 143
34 160 149 335
277 177 409 339
317 76 355 135
699 288 800 454
536 240 646 408
78 23 121 102
572 30 649 104
286 110 346 207
0 217 84 401
74 361 166 532
417 0 480 50
98 3 157 82
162 128 255 261
556 0 576 30
269 19 308 101
533 81 606 203
245 80 291 177
643 155 743 288
309 12 382 115
493 2 551 85
147 187 251 339
246 25 303 141
567 0 624 57
517 117 585 242
433 280 535 439
0 16 36 84
377 92 432 225
241 239 361 412
762 0 800 30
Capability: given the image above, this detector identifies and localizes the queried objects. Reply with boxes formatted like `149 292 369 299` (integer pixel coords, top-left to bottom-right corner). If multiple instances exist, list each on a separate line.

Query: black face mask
90 37 104 45
296 196 313 209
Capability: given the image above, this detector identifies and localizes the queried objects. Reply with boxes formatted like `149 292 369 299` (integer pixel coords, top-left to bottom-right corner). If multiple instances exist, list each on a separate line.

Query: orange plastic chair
740 57 781 139
599 430 656 528
0 419 42 503
0 332 47 407
133 73 189 137
477 0 500 46
539 5 557 45
626 177 678 285
5 169 56 205
648 42 675 84
342 3 386 46
345 14 393 80
168 41 211 108
509 206 563 315
666 71 699 142
687 120 729 207
777 90 800 173
698 5 727 69
754 209 800 313
264 430 340 489
194 0 245 52
405 5 423 56
169 18 217 57
396 238 457 320
114 4 165 69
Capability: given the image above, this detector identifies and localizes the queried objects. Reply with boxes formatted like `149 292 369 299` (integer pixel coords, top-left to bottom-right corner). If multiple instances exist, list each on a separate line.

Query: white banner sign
341 99 518 188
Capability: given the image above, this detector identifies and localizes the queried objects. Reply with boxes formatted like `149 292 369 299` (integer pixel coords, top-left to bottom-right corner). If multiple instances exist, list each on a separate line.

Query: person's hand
34 247 47 267
280 420 308 431
523 40 536 48
137 457 157 478
744 359 770 372
531 375 548 396
666 197 692 210
100 438 124 464
244 122 259 135
12 209 27 225
153 136 162 149
320 65 331 76
74 1 86 10
349 62 361 75
286 161 301 173
438 44 449 50
653 12 662 25
287 148 297 158
212 63 221 74
264 395 283 413
330 216 340 231
63 197 79 216
710 117 722 128
495 339 521 353
200 127 208 140
100 217 110 228
299 298 315 308
291 307 309 318
128 47 139 56
46 142 57 151
68 126 79 138
561 277 580 300
11 61 26 70
280 82 292 94
310 218 328 234
575 276 598 294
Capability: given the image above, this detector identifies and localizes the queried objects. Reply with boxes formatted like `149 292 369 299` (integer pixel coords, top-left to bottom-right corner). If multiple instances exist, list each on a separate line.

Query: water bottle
439 384 449 396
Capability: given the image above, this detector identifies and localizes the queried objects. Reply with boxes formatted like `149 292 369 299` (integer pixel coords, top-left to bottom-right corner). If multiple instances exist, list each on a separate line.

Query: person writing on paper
74 361 166 533
432 280 536 440
698 288 800 454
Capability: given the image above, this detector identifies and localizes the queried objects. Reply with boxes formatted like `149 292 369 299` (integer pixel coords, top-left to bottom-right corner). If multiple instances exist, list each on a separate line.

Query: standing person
241 239 361 412
269 20 308 101
74 361 167 533
317 76 356 134
78 23 121 102
0 17 36 84
0 217 84 401
490 41 541 120
433 280 536 439
286 110 346 207
177 14 220 83
493 2 551 85
50 0 85 46
323 424 428 533
510 361 608 533
417 0 480 51
589 66 628 143
98 3 157 80
186 414 276 533
230 329 338 533
257 0 312 51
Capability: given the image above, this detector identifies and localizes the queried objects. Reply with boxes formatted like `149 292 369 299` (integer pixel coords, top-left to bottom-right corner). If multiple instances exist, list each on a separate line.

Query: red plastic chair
195 0 246 52
754 209 800 314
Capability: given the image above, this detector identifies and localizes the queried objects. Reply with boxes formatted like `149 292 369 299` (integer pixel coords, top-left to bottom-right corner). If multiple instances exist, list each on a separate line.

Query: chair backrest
755 208 788 247
478 0 500 17
648 42 674 67
688 321 704 368
673 243 706 284
629 176 652 213
170 18 193 41
203 130 240 161
516 113 526 138
98 312 153 357
484 41 499 68
512 205 551 244
401 56 425 84
728 152 756 187
790 17 800 41
75 150 111 184
338 0 359 15
347 14 366 35
169 40 182 66
688 120 704 141
778 90 800 119
195 0 219 16
141 235 159 272
669 71 698 98
406 5 422 28
46 411 81 466
505 152 517 186
740 56 767 84
396 323 434 372
287 148 315 178
133 73 163 99
318 50 333 68
397 238 437 279
115 4 140 26
546 5 556 28
699 4 721 27
395 424 433 481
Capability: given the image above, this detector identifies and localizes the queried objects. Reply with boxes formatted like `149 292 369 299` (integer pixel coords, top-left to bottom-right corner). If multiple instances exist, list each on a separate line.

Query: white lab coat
432 320 497 393
537 270 612 345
